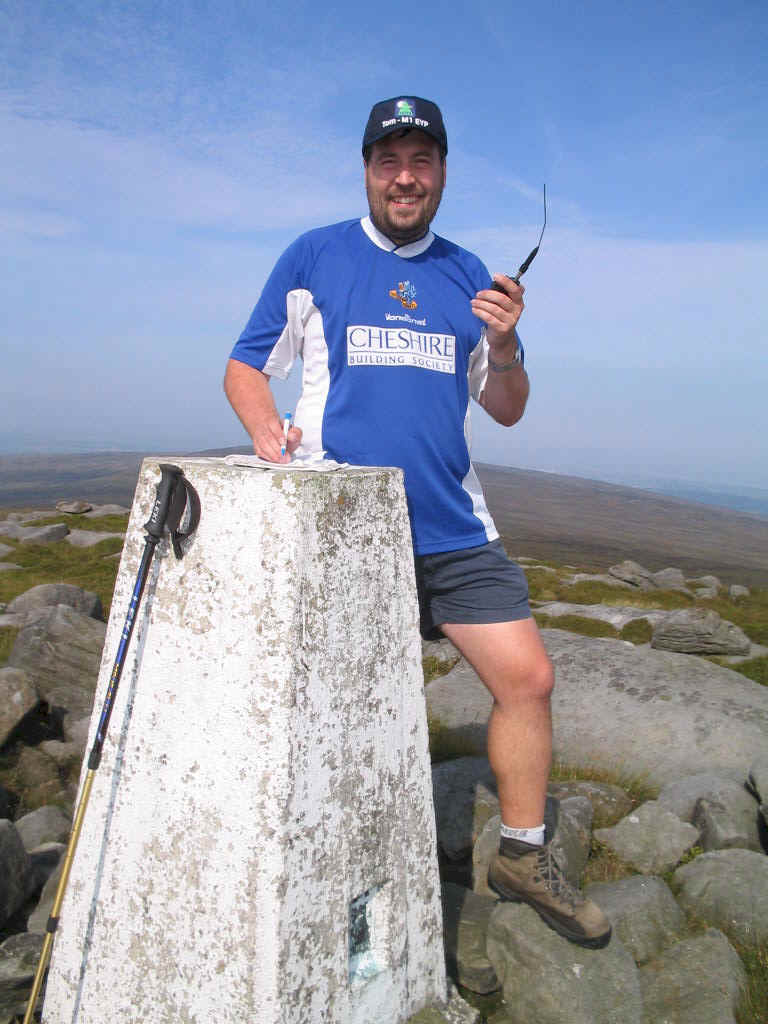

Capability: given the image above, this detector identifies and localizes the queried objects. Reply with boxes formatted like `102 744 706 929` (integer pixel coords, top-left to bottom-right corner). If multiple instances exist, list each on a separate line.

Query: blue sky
2 0 767 492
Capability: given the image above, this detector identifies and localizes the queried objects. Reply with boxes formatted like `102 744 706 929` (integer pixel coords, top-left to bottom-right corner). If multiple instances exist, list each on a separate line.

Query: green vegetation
533 612 618 639
549 759 659 807
422 652 460 685
735 942 768 1024
619 618 654 645
426 712 481 764
17 512 129 533
697 588 768 646
0 514 126 621
723 656 768 688
582 836 637 886
0 627 19 666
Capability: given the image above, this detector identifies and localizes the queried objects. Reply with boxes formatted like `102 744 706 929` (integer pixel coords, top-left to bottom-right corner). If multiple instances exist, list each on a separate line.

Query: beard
365 179 444 247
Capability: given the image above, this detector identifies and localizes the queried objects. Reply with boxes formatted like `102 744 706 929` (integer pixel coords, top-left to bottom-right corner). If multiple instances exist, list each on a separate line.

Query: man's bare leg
439 618 553 828
440 618 612 948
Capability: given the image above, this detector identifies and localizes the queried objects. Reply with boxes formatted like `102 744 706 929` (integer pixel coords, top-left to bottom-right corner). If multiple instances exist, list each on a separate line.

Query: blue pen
280 411 292 457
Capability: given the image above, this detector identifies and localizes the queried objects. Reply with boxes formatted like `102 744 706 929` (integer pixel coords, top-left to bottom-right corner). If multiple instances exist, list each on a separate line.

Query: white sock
500 822 546 846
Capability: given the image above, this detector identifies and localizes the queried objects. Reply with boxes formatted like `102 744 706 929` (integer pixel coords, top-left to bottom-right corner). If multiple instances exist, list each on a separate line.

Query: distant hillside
477 463 768 588
1 452 766 588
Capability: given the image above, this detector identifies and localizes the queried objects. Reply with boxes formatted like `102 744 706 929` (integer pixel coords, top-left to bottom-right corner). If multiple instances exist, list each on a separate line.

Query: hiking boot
488 837 612 949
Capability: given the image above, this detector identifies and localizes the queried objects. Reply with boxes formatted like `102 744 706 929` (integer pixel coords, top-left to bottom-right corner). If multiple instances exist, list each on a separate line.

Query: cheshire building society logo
389 280 417 310
395 99 415 118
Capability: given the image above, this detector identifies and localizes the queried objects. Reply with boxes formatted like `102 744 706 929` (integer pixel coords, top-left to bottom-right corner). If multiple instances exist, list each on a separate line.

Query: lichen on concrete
42 457 444 1024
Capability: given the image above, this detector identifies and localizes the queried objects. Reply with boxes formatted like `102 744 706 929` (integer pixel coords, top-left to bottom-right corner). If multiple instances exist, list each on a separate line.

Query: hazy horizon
2 444 767 521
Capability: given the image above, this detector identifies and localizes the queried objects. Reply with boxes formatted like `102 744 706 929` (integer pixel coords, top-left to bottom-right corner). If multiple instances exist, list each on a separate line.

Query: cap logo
395 99 415 117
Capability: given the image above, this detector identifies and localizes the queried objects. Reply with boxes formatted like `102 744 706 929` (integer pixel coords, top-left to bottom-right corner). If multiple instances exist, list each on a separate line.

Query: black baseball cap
362 96 447 157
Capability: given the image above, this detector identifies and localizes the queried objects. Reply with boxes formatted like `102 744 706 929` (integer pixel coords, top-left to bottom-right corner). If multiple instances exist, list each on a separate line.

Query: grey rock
8 604 106 718
84 504 130 518
693 792 762 852
638 928 745 1024
658 774 751 822
0 523 23 540
551 796 593 885
534 602 667 631
62 714 91 751
608 560 658 590
55 500 92 514
422 637 460 664
472 815 502 900
584 876 686 965
7 583 103 621
688 574 722 590
0 544 13 559
0 667 38 747
406 981 482 1023
64 528 125 548
543 630 768 787
0 932 45 1019
27 842 65 894
18 523 69 544
674 848 768 945
15 806 71 851
693 585 719 599
729 584 749 599
547 780 633 828
27 854 63 934
441 883 499 994
652 567 689 591
594 802 699 874
432 757 497 861
658 776 762 852
0 822 32 928
565 572 634 589
0 563 22 572
746 754 768 802
5 512 51 523
39 740 83 775
426 659 492 758
486 902 643 1024
652 609 751 655
14 747 63 807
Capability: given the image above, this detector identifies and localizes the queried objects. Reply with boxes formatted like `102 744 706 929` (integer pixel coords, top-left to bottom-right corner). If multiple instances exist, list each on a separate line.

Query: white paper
223 452 349 472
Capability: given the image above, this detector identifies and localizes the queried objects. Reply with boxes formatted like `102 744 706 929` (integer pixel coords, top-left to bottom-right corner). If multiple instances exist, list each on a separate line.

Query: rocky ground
0 504 767 1022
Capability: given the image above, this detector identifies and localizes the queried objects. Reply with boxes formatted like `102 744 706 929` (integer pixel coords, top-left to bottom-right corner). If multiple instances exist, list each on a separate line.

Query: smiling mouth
389 195 421 209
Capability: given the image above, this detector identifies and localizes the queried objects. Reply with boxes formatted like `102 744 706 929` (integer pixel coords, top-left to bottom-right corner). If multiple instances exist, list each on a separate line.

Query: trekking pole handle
143 463 184 540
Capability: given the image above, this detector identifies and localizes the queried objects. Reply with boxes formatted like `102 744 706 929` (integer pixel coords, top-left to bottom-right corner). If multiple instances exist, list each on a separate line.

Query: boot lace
534 845 584 907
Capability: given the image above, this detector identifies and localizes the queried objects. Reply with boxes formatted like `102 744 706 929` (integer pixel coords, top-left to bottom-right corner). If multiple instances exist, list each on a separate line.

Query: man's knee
524 650 555 701
498 650 554 706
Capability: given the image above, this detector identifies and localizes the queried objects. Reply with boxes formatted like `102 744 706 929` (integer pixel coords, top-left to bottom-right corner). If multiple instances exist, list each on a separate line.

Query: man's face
365 130 446 246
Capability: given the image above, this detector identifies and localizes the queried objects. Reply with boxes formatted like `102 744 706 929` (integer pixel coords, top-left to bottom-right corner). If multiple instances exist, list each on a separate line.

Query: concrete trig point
42 457 446 1023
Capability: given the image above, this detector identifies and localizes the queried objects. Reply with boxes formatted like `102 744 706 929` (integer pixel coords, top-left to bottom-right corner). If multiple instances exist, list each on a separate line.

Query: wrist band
488 352 523 372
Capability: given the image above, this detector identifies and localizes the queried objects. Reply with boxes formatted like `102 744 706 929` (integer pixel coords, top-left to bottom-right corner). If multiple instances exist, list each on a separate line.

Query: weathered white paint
42 457 446 1024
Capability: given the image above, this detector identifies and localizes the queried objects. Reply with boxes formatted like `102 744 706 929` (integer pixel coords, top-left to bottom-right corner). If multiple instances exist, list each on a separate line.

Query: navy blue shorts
414 538 531 641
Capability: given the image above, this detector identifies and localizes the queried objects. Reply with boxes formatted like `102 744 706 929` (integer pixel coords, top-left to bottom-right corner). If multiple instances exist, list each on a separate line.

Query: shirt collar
360 216 435 258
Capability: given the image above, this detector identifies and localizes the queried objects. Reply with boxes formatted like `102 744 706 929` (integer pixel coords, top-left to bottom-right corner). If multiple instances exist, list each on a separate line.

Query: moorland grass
735 942 768 1024
0 627 19 665
533 612 618 639
697 588 768 646
0 515 126 620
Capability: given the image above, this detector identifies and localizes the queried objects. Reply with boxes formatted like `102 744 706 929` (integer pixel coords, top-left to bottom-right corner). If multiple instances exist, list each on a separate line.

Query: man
224 96 611 949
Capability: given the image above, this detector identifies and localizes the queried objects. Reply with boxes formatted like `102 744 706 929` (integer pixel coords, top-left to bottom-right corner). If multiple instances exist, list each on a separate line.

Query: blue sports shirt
231 216 523 555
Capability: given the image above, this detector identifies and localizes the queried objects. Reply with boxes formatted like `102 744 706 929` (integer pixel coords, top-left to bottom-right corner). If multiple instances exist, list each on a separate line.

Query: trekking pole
22 463 200 1024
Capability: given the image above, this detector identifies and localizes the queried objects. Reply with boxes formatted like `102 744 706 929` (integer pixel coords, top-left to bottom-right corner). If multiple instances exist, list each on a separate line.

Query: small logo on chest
389 280 417 310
